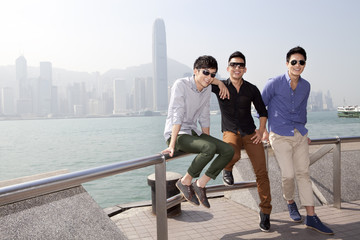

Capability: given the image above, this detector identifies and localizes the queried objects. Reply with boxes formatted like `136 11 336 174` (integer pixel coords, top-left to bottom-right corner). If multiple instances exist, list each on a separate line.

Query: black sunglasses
202 70 216 78
290 60 306 66
229 62 246 68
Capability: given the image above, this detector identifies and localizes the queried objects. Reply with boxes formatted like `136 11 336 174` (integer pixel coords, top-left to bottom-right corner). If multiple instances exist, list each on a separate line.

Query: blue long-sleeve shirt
261 71 310 136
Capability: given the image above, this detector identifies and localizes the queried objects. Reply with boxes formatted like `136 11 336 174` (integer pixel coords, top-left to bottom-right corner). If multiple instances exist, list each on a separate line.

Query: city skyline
0 53 336 118
1 0 359 107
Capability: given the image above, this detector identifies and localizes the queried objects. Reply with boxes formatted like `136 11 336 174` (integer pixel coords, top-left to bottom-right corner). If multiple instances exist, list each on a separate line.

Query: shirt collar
285 71 302 85
226 78 247 87
190 75 200 92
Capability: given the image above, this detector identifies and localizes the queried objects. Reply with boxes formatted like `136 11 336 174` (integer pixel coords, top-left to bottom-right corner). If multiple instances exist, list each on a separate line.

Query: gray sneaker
192 180 210 208
175 179 199 206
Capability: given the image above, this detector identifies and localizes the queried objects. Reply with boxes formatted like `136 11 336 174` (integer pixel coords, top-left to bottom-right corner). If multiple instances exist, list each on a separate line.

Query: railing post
155 154 168 240
333 137 341 209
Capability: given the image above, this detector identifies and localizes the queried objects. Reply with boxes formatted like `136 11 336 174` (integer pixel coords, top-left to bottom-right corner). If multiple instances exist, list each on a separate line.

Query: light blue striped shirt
164 76 211 141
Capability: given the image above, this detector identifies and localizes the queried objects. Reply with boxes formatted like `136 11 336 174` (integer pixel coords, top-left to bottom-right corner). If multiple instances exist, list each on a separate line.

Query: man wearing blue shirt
262 46 333 235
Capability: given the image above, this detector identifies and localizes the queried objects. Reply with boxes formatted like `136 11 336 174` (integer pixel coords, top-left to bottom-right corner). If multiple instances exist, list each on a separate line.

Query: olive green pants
167 131 234 180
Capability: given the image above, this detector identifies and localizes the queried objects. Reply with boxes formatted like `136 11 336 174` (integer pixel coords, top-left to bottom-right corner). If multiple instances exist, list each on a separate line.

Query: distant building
113 79 127 114
324 90 334 110
134 78 146 111
16 55 32 115
1 87 15 115
38 61 52 116
67 82 87 115
145 77 153 110
308 90 334 111
16 55 28 99
152 18 168 111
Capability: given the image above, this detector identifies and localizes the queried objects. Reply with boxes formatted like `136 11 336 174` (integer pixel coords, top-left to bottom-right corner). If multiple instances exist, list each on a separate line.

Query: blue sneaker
305 215 334 235
287 202 302 222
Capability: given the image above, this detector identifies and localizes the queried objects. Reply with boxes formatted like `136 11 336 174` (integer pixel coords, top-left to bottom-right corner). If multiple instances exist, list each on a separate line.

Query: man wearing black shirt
212 51 272 232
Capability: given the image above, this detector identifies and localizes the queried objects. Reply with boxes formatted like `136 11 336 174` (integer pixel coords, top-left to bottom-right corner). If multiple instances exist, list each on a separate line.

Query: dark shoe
259 211 271 232
175 179 199 206
287 202 302 222
192 181 210 208
305 215 334 235
222 170 234 186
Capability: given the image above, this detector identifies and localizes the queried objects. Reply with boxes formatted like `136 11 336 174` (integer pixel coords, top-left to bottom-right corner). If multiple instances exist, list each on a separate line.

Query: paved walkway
111 198 360 240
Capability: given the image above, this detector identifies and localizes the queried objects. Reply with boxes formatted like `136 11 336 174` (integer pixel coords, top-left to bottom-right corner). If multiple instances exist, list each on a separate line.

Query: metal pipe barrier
0 136 359 239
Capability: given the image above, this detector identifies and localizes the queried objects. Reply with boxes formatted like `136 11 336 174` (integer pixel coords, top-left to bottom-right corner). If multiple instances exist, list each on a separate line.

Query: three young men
162 47 334 235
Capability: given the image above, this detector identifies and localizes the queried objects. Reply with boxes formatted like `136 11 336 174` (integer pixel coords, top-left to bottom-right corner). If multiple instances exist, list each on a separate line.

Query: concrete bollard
147 171 182 217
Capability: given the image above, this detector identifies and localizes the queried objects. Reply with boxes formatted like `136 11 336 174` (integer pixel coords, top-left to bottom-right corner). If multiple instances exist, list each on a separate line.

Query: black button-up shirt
212 79 268 135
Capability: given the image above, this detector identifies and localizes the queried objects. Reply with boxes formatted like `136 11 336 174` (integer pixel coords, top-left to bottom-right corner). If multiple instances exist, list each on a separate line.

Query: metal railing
0 136 359 240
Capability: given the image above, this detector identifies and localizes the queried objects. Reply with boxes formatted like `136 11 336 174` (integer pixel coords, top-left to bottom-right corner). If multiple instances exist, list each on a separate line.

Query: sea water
0 111 359 208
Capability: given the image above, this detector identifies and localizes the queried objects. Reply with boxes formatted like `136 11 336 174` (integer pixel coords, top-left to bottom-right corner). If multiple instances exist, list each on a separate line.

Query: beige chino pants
269 129 314 206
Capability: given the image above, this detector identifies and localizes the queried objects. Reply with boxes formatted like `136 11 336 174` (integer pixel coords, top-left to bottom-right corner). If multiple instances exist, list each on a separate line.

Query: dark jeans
167 131 234 180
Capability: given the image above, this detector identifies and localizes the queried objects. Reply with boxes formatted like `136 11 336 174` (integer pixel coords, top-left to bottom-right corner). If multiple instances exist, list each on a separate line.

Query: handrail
310 136 359 145
0 154 164 206
0 136 359 240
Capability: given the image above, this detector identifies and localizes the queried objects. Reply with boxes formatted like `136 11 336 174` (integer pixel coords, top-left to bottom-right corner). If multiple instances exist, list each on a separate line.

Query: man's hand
262 129 269 143
218 81 230 99
161 146 175 157
251 129 263 144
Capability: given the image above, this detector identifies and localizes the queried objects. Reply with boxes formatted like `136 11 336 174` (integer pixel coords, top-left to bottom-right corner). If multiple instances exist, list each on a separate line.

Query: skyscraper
152 18 168 111
16 55 28 99
1 87 15 115
16 55 32 115
38 61 53 115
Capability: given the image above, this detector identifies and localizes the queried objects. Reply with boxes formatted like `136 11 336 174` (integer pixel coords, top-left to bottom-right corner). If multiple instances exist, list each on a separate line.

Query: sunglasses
290 60 306 66
202 70 216 78
229 62 246 68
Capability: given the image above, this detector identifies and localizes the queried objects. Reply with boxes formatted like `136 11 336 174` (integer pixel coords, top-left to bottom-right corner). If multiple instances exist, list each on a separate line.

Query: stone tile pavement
111 198 360 240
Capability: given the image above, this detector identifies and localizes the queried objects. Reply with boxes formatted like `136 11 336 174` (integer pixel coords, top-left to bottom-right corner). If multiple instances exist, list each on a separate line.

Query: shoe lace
289 204 298 213
312 215 321 224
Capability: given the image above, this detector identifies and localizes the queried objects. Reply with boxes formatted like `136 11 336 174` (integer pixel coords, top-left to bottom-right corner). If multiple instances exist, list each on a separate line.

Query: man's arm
162 124 181 157
201 127 210 135
251 116 267 144
212 78 230 99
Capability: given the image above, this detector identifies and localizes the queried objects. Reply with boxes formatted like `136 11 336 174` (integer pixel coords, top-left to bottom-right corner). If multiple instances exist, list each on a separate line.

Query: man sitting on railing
162 55 234 209
262 46 334 235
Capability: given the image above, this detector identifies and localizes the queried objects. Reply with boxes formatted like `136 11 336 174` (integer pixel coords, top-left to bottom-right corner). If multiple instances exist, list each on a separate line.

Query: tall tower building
16 55 32 114
152 18 168 111
16 55 28 99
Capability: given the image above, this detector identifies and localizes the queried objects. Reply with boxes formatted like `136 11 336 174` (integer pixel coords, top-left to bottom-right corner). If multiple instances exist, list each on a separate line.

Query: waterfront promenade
111 198 360 240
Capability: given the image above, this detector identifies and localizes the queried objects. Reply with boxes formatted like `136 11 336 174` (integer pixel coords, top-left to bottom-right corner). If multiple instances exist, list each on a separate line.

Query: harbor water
0 111 359 208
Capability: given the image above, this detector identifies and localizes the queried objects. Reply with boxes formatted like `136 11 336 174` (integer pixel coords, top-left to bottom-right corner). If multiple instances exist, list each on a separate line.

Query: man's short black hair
228 51 246 66
193 55 218 72
286 46 307 62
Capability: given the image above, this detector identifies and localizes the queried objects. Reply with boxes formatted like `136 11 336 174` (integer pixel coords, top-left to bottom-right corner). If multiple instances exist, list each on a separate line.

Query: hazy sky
1 0 359 106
